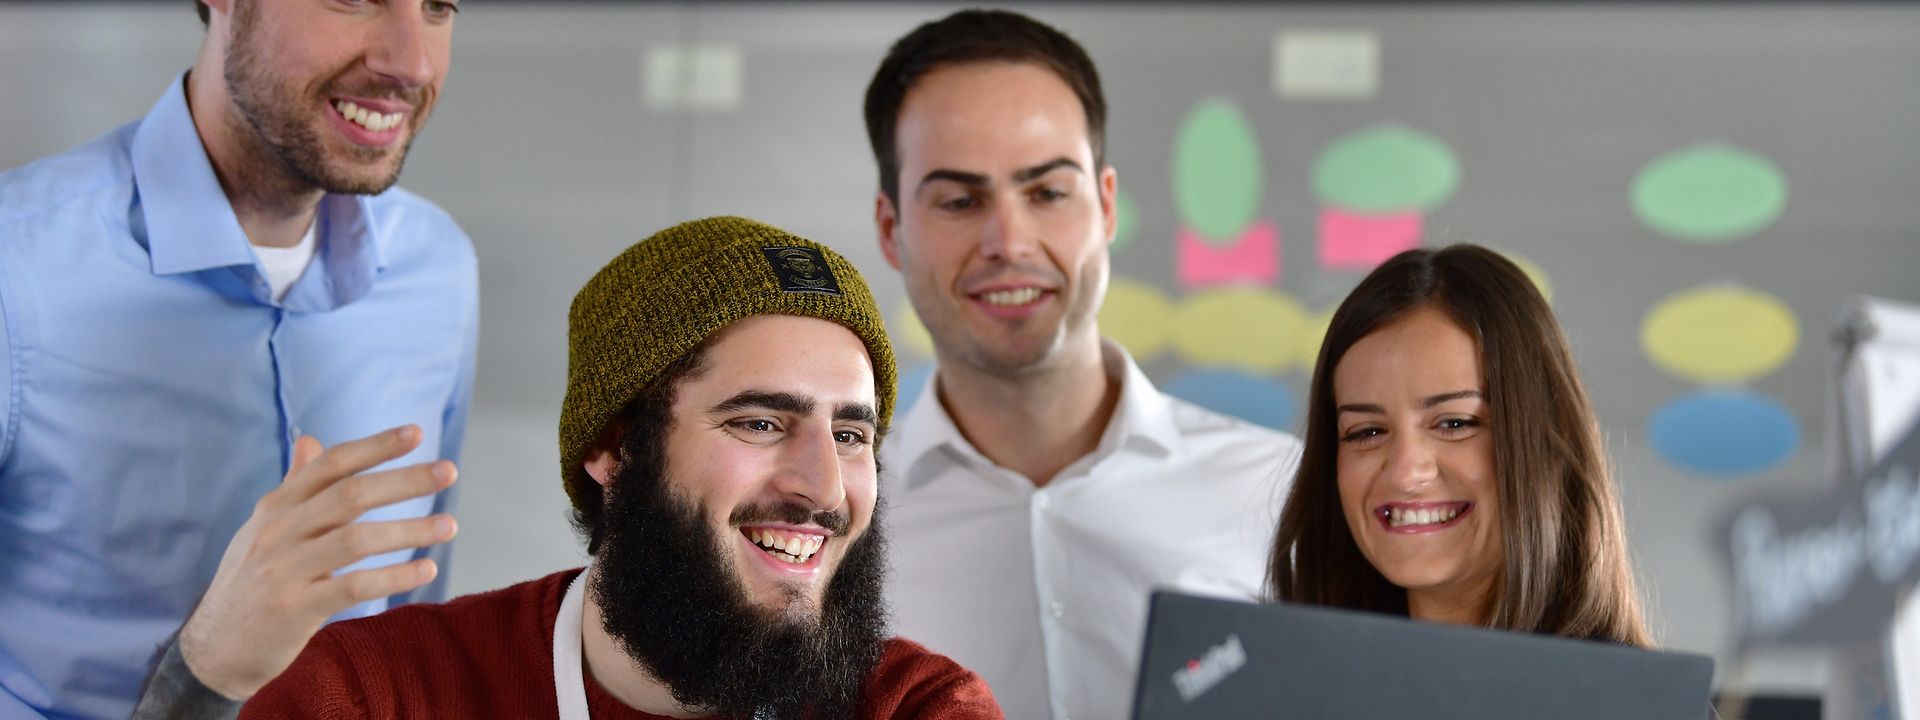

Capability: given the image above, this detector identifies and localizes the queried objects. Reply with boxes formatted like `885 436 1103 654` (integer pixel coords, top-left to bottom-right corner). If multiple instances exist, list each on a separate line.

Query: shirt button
1034 494 1051 510
1049 600 1065 618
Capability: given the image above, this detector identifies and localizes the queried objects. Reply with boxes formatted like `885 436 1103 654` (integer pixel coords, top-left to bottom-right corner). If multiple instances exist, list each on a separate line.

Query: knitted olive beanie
558 216 897 515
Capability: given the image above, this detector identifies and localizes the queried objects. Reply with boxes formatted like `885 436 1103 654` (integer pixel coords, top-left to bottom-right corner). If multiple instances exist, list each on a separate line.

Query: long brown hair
1268 244 1651 647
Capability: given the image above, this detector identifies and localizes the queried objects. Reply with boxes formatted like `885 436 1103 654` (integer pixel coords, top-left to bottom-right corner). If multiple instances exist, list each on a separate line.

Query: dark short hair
571 344 710 555
194 0 208 26
1268 244 1652 648
862 9 1107 205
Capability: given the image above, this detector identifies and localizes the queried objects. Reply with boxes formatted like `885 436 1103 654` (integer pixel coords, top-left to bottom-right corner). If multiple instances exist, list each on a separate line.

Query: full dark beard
223 0 415 196
590 461 890 720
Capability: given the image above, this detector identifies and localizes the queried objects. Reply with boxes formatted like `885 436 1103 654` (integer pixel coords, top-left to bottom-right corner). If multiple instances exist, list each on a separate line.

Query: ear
875 190 904 271
1098 164 1119 247
583 447 618 489
201 0 235 27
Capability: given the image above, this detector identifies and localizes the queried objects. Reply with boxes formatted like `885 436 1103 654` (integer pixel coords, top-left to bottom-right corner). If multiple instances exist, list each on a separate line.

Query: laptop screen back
1132 591 1713 720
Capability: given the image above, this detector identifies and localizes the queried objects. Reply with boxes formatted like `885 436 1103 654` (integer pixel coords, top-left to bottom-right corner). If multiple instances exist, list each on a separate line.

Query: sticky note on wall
1172 287 1310 373
1274 30 1380 100
1649 390 1799 476
1177 220 1279 289
1641 285 1799 383
1318 208 1420 270
644 44 743 112
1165 369 1300 431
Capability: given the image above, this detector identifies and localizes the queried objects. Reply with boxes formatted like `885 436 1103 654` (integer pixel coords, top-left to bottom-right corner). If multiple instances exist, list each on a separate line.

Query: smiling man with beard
242 217 1002 719
0 1 475 718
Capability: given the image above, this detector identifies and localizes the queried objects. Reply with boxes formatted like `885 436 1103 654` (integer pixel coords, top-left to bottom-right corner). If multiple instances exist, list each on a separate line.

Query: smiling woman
1267 244 1652 648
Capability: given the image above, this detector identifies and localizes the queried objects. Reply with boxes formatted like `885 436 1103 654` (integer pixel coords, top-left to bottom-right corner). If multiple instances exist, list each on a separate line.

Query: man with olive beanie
243 216 1001 719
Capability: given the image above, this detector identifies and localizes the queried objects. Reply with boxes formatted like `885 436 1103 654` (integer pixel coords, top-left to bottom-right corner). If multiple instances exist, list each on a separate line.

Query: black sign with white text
1723 423 1920 647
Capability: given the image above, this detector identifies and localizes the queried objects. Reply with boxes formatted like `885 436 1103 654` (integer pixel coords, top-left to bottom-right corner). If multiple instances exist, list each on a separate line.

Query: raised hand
177 425 458 699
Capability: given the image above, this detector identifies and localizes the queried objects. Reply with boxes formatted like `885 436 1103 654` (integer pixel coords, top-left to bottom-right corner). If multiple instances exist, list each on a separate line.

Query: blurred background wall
4 0 1917 705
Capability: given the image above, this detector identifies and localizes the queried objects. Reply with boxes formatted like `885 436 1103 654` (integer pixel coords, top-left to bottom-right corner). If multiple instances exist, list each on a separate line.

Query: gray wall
6 1 1918 698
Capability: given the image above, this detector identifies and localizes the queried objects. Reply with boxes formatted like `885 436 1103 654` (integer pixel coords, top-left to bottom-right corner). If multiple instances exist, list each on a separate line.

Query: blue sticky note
1649 390 1799 477
1165 369 1299 432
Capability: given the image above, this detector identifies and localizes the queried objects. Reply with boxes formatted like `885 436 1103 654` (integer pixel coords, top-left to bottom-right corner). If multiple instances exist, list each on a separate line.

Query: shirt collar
307 192 388 308
889 339 1186 489
131 74 254 276
887 368 973 488
1101 340 1185 458
131 74 390 303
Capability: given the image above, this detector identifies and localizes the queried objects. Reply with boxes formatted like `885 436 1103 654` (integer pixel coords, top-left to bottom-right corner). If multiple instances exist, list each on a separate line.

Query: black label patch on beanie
761 246 842 296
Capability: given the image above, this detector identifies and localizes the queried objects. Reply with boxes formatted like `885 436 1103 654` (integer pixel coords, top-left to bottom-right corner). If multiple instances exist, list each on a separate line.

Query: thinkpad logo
761 246 842 296
1171 633 1247 703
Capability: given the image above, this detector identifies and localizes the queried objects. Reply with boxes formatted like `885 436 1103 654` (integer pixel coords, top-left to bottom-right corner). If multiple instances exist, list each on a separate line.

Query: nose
978 198 1042 263
772 425 848 513
1382 432 1439 492
365 10 437 89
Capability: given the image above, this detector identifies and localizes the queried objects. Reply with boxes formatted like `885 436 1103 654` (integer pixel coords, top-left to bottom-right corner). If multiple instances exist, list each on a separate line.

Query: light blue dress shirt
0 76 478 719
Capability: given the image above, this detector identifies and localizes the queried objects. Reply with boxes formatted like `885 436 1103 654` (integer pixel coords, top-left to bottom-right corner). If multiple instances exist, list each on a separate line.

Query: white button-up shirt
881 343 1302 720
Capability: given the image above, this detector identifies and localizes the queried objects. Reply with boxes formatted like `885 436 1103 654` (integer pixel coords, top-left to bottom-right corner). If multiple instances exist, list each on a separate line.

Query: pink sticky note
1177 220 1279 289
1318 208 1422 270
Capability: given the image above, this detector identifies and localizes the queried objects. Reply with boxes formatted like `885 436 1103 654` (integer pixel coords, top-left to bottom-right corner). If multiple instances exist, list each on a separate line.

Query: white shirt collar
888 340 1185 490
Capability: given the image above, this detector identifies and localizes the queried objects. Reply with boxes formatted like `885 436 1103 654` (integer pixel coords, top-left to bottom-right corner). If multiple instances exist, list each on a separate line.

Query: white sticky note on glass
1273 30 1379 100
1852 297 1920 464
643 44 743 112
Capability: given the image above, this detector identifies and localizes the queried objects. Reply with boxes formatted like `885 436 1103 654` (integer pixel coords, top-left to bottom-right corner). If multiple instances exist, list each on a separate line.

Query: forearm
131 638 242 720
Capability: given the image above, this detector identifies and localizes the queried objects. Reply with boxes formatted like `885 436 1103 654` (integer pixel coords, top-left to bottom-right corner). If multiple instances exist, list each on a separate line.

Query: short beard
223 0 415 196
589 455 890 720
904 253 1106 379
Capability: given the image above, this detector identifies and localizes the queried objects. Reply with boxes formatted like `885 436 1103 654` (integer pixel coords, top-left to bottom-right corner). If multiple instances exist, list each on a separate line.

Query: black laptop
1132 591 1715 719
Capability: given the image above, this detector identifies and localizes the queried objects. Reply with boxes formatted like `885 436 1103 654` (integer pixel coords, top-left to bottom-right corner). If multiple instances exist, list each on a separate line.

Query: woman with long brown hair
1268 243 1651 646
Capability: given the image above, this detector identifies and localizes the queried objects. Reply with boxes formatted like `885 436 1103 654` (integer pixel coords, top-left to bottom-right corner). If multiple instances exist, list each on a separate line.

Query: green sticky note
1632 144 1786 242
1312 125 1460 213
1172 99 1264 244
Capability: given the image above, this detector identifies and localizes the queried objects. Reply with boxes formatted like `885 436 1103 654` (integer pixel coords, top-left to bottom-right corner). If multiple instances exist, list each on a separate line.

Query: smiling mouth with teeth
744 528 826 564
332 99 406 133
978 287 1045 307
1379 502 1472 529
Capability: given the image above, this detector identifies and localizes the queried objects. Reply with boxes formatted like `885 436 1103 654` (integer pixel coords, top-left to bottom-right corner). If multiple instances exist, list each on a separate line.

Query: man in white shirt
863 9 1303 719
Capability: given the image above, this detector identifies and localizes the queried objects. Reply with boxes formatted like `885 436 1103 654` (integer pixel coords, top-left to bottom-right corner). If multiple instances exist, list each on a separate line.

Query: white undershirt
554 564 592 720
254 222 318 302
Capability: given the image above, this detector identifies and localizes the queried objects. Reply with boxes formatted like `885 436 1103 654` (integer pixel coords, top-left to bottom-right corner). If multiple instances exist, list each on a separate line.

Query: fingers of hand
322 558 438 609
284 425 425 500
289 436 323 475
254 436 328 517
304 461 456 532
299 514 456 579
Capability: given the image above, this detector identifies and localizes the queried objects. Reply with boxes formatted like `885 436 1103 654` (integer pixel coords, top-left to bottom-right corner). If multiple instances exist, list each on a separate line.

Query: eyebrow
1012 157 1082 183
1420 390 1483 408
708 390 879 428
917 169 988 191
709 390 814 416
834 403 879 428
1335 390 1484 416
914 157 1085 195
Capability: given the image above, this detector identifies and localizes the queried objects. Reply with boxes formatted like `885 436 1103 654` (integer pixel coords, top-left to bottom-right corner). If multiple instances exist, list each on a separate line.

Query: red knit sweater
243 569 1002 719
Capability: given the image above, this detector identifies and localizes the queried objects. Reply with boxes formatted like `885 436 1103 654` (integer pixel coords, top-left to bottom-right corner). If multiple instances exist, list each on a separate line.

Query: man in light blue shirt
0 0 474 717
